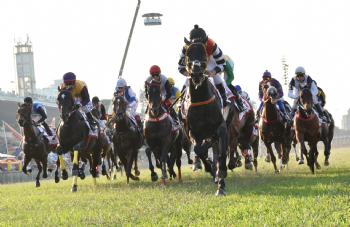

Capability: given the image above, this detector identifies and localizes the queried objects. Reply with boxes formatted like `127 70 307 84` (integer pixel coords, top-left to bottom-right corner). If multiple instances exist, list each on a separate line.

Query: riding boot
42 121 53 136
170 108 179 124
86 111 98 131
228 84 246 112
280 108 289 122
314 103 327 121
254 109 260 124
324 110 331 123
134 115 143 131
290 108 297 120
215 82 228 107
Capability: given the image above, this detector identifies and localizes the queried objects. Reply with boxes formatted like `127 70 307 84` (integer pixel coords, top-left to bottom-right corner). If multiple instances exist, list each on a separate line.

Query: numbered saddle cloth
36 126 59 146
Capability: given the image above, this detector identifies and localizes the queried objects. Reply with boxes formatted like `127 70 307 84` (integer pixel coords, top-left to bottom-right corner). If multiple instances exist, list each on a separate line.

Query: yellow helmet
168 77 175 86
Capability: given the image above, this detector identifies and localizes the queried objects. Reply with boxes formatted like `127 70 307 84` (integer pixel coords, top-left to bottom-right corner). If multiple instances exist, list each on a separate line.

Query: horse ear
57 86 61 92
184 37 191 46
201 36 208 44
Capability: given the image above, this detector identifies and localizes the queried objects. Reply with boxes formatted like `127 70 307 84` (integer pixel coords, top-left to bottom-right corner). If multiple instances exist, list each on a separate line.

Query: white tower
14 34 37 97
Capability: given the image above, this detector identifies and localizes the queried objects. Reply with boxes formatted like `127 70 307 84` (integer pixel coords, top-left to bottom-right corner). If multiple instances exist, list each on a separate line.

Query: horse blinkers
114 96 126 121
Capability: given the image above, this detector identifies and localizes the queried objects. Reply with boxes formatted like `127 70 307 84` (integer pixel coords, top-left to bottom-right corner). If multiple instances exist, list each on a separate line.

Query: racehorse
294 84 320 174
258 80 289 173
111 95 142 184
17 103 57 187
56 88 102 192
91 108 118 180
144 80 183 185
182 36 229 196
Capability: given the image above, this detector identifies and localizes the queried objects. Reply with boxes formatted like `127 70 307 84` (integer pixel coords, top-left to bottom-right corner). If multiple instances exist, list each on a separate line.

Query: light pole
107 1 163 114
281 56 289 98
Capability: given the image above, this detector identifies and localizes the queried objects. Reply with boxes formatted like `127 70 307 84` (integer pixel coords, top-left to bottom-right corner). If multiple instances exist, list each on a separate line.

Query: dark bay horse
294 85 320 174
111 95 142 184
91 108 118 180
182 37 229 196
144 80 183 185
319 110 334 166
57 88 102 192
258 80 289 173
17 103 57 187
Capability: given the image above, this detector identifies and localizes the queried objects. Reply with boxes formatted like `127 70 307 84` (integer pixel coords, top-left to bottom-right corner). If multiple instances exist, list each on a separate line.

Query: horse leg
323 136 330 166
217 124 228 179
176 140 183 183
124 150 133 185
134 154 140 177
91 142 102 188
54 158 60 183
296 132 306 165
228 137 238 170
145 147 158 181
265 142 279 173
274 142 283 171
183 135 193 164
57 145 68 180
42 157 48 178
160 138 171 186
251 136 259 172
35 160 42 187
168 146 177 180
190 130 211 173
315 146 321 169
22 154 31 176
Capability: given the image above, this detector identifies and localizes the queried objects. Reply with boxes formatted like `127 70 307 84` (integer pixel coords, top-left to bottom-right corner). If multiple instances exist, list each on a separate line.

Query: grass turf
1 148 349 226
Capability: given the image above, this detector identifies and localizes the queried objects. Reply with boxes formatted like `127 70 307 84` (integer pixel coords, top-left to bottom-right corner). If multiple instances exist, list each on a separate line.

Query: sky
0 0 349 128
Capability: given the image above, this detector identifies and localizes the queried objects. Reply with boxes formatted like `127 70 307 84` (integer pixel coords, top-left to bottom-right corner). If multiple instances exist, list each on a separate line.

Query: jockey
223 55 246 111
62 72 98 130
92 96 107 128
256 70 289 122
178 24 228 107
23 97 53 136
115 77 143 130
288 66 326 120
145 65 178 122
235 85 251 103
168 77 181 112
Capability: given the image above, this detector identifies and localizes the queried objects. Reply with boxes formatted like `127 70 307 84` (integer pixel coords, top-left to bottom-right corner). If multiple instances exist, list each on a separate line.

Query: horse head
298 84 314 117
91 108 100 119
57 88 75 123
262 81 278 104
17 103 33 127
184 37 208 86
146 80 162 117
113 95 127 121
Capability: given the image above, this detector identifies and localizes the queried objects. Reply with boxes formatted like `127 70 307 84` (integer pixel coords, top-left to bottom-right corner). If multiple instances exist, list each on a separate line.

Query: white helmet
117 77 127 88
295 66 305 74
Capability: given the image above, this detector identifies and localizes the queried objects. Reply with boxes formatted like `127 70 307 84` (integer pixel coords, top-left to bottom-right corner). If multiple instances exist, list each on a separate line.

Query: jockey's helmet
235 85 242 93
189 25 206 42
92 96 99 104
149 65 161 75
168 77 175 86
24 97 33 104
117 77 127 88
262 70 271 80
63 72 76 84
295 66 306 81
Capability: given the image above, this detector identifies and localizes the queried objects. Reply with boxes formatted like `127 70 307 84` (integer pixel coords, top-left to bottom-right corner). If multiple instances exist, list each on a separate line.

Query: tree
138 88 147 119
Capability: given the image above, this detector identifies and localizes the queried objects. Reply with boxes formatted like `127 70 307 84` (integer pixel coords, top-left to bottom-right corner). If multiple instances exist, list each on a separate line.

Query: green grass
1 148 350 226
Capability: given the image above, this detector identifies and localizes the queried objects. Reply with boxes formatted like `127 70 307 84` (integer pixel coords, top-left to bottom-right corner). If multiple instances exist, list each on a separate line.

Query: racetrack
1 148 349 226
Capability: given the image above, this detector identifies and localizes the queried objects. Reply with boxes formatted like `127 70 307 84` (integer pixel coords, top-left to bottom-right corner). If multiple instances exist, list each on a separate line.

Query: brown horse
258 80 289 173
111 95 143 184
225 96 255 171
294 85 320 174
17 103 57 187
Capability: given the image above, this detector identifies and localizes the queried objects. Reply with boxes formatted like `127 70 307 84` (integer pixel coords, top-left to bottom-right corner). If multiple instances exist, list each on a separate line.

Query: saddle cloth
236 96 252 122
80 110 99 138
36 126 59 146
161 106 180 132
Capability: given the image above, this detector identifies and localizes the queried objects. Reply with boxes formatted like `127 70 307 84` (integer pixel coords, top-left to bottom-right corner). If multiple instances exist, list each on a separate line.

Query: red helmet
149 65 161 74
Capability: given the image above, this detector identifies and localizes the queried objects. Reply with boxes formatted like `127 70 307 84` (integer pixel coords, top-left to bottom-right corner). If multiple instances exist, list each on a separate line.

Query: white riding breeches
128 100 138 117
292 95 318 109
80 101 92 113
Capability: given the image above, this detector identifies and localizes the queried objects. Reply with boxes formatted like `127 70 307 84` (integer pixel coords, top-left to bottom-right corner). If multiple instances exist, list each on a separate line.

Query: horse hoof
71 185 77 193
62 171 68 180
192 163 202 171
113 175 117 180
218 170 227 179
178 178 183 183
316 163 321 169
296 157 299 161
265 156 271 163
72 169 79 176
228 162 236 170
215 188 226 196
298 159 305 165
275 169 280 174
48 169 53 173
324 161 329 166
214 176 219 183
102 169 107 176
134 177 140 181
28 169 32 173
43 173 48 178
79 173 85 180
135 170 140 177
36 181 40 187
55 176 60 183
188 159 193 165
236 160 243 167
161 173 168 179
245 163 253 171
151 173 158 182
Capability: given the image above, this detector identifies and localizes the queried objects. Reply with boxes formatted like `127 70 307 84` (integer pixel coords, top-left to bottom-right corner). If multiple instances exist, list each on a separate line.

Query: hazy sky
0 0 349 127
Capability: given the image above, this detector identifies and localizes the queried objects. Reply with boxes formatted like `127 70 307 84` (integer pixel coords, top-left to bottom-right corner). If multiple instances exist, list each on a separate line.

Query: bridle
113 95 127 119
298 87 314 117
58 89 77 120
147 82 162 117
186 42 208 77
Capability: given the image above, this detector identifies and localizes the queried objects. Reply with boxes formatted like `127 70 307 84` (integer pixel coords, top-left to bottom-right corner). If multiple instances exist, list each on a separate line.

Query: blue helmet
235 85 242 93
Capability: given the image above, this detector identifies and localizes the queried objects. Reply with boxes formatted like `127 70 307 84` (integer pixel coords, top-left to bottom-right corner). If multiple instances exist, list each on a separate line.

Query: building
341 108 350 130
37 79 62 101
14 35 36 97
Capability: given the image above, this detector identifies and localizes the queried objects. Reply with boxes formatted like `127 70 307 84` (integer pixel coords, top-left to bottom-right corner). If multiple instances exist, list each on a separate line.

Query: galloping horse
144 80 183 185
111 95 142 184
258 80 289 173
294 84 320 174
182 37 229 196
57 88 102 192
17 103 57 187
